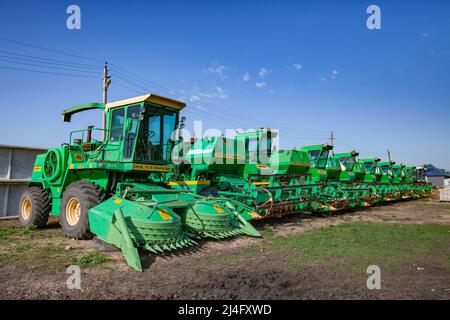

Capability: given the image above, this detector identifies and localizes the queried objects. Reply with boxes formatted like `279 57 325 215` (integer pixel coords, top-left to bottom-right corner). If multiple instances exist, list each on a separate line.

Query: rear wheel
60 180 105 239
19 187 51 228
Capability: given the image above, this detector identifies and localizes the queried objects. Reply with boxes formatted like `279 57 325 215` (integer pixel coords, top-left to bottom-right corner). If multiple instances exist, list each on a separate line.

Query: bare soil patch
0 198 449 300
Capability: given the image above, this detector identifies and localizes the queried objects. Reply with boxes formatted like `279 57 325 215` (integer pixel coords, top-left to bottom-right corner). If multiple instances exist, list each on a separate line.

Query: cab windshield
308 149 329 169
380 165 390 175
134 105 177 163
339 157 355 170
363 162 375 173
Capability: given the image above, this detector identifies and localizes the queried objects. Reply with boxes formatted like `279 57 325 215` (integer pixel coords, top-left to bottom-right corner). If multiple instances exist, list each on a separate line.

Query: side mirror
179 116 186 129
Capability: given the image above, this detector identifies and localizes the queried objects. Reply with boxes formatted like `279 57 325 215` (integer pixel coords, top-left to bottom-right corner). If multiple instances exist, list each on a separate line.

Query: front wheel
19 187 51 228
60 180 105 239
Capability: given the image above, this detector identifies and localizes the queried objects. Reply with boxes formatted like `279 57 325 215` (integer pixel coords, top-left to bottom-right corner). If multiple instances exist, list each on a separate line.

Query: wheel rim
66 197 81 226
21 198 32 220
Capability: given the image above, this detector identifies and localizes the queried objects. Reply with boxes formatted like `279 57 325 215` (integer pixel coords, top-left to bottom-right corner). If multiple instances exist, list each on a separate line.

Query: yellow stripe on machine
291 162 309 166
256 164 269 169
166 180 211 186
214 152 245 160
252 181 270 186
132 163 172 172
33 166 42 172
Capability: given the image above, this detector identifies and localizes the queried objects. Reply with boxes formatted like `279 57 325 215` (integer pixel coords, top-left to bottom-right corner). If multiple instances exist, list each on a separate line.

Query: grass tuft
71 253 109 266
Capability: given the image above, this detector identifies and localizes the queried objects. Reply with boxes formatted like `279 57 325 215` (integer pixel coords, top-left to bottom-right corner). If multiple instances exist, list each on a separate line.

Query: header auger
20 93 433 270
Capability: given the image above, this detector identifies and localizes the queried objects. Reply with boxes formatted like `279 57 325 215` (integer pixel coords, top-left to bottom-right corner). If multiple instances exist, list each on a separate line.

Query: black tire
60 180 105 240
19 187 51 228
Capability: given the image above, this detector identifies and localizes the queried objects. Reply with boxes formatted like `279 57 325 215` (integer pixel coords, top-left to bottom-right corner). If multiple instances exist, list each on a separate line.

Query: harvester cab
414 166 427 183
358 158 381 183
330 151 373 208
377 161 395 184
403 166 415 184
330 151 362 182
391 164 405 184
21 93 260 271
300 144 332 182
299 144 353 212
333 151 367 182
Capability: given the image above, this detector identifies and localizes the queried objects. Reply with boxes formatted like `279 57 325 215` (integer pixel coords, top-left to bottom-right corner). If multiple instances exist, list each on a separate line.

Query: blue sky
0 0 449 169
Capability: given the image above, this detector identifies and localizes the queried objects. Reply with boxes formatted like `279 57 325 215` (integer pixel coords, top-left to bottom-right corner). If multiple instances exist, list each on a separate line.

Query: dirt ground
1 196 449 300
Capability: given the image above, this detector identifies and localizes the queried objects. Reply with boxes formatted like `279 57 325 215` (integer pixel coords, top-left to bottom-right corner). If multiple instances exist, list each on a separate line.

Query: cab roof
105 93 186 111
300 144 333 151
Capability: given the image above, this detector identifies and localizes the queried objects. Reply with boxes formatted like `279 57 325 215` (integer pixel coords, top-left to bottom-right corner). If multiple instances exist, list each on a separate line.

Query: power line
0 57 100 74
0 36 104 63
0 65 100 79
0 50 101 69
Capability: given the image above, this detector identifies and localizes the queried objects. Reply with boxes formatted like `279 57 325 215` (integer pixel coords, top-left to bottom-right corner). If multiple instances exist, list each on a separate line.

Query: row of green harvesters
19 93 433 270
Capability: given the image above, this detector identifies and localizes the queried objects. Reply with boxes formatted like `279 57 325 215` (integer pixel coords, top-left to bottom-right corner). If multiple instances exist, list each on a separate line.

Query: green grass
71 253 109 266
0 222 109 272
241 222 450 271
0 226 21 241
0 243 74 273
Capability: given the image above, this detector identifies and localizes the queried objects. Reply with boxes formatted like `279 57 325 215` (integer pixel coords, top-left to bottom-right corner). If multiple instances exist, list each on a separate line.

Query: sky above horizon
0 0 449 169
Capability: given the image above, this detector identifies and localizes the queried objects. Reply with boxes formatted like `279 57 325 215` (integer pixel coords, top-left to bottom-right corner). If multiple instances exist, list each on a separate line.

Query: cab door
106 107 125 161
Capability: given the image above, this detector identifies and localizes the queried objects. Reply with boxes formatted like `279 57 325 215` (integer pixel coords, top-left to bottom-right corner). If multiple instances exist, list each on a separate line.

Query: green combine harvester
330 151 374 208
299 144 355 212
412 165 433 197
19 93 260 271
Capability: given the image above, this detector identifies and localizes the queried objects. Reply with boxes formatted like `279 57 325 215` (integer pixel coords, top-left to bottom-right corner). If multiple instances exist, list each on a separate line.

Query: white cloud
205 61 227 78
255 82 266 89
199 92 213 98
242 72 250 82
215 86 227 99
293 64 302 71
331 70 338 79
421 32 429 38
258 68 271 79
189 95 200 102
195 87 227 100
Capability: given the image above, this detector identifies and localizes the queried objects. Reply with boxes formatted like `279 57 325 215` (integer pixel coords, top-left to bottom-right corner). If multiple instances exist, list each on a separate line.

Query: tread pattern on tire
19 187 51 228
60 180 105 240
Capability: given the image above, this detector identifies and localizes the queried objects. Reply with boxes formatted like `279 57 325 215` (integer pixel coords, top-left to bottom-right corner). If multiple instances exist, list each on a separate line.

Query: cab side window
124 105 140 159
110 108 125 142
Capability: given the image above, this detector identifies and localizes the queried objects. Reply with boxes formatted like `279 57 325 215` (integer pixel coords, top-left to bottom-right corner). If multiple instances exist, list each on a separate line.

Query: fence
0 144 46 217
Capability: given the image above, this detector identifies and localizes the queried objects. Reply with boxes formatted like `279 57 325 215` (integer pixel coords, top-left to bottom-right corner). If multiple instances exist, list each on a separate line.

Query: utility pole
328 131 335 155
103 62 111 104
102 62 111 140
328 131 334 146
